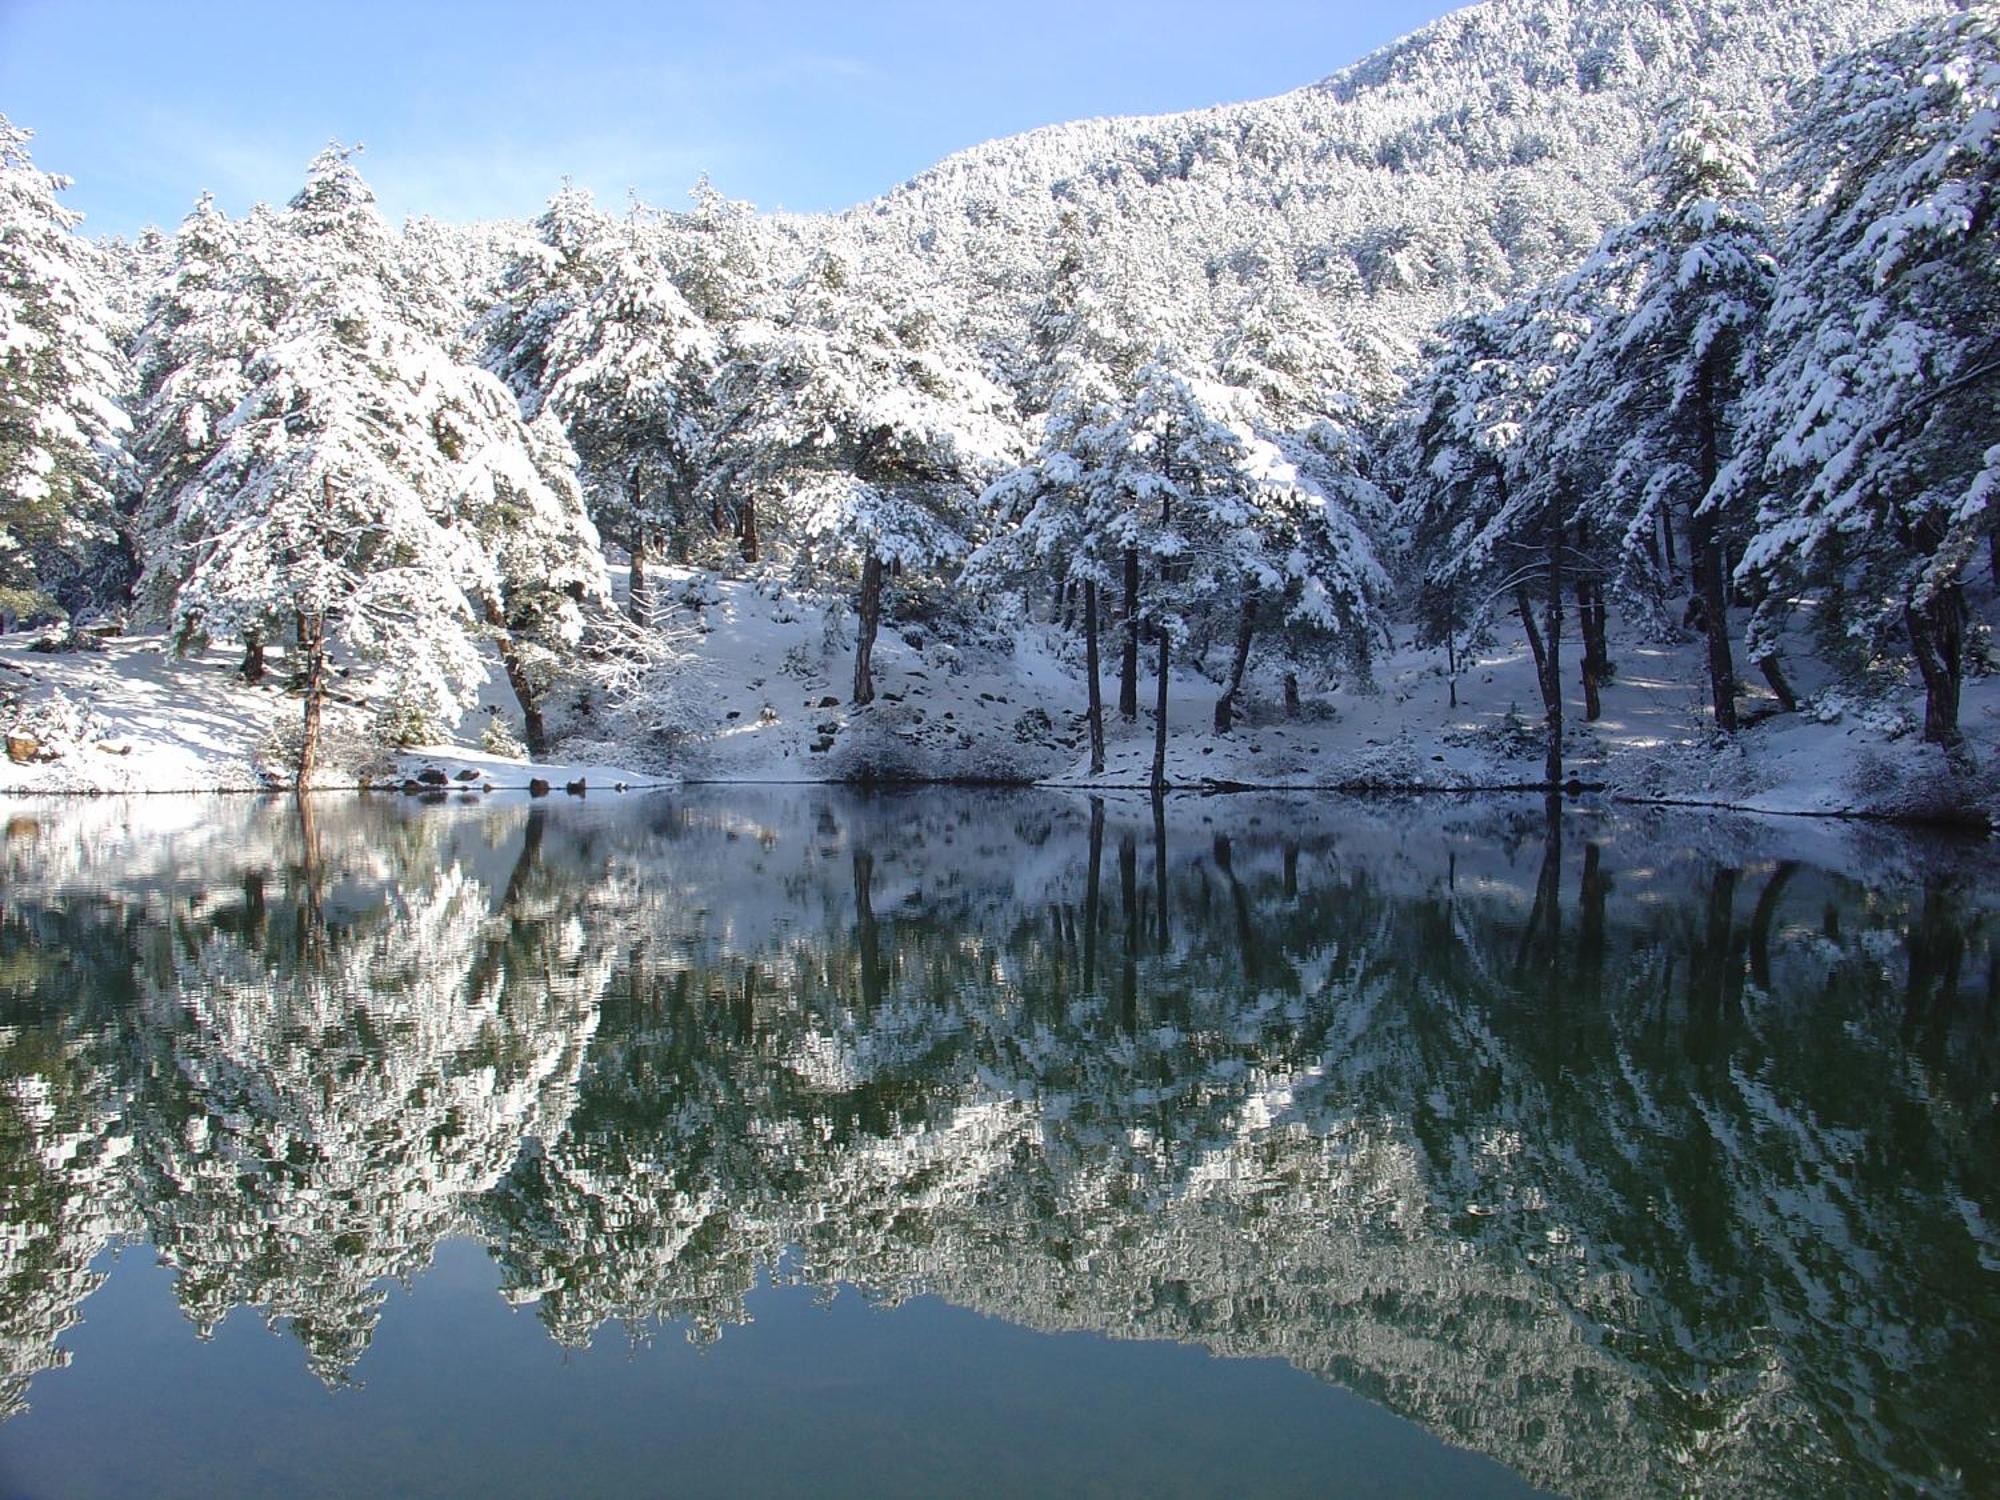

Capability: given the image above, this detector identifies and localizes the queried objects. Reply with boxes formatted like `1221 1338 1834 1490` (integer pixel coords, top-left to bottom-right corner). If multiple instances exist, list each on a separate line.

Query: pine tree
713 243 1015 707
0 116 131 624
1732 11 2000 747
141 148 606 782
537 216 717 614
1396 292 1593 785
1557 104 1777 730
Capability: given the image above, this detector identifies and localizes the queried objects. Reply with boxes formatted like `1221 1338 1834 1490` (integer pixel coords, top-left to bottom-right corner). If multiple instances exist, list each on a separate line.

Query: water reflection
1 790 1995 1495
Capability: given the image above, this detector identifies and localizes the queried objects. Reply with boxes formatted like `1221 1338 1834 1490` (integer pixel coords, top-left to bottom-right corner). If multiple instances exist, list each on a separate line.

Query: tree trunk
853 551 883 707
1150 621 1171 793
1283 672 1300 719
1213 594 1256 734
295 609 325 793
1691 358 1738 732
1445 606 1459 710
1517 586 1561 789
1906 587 1965 747
1576 569 1608 723
629 526 650 624
1119 546 1140 720
739 494 759 563
1084 578 1105 774
1547 530 1564 789
483 597 548 757
1756 653 1799 714
1690 509 1738 732
241 630 265 686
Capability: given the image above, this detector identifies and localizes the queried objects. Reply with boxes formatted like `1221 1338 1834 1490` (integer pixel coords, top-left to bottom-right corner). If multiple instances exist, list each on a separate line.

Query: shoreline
6 770 1991 833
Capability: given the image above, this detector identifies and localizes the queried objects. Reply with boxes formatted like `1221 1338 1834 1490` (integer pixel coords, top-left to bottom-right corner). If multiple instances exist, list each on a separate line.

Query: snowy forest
2 0 1996 813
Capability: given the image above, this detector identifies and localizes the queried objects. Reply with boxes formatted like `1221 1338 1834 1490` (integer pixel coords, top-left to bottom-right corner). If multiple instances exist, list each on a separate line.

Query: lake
0 787 1994 1498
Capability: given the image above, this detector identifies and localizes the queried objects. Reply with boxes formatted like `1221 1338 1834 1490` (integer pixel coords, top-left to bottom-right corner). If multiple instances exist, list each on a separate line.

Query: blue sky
1 1 1466 238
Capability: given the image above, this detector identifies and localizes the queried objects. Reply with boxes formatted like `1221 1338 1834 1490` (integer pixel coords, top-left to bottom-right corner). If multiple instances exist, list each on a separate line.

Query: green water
0 788 1994 1497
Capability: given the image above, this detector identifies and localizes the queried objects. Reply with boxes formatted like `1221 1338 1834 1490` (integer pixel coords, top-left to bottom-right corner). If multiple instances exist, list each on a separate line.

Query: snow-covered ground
0 631 670 796
3 567 1995 823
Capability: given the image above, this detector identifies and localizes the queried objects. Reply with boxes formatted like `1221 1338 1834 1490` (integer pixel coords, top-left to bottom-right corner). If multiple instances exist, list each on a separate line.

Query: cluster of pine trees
1398 10 1999 775
0 9 1993 785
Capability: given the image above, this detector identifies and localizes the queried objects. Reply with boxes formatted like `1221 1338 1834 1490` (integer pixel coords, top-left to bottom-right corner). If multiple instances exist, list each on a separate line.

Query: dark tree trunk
1906 586 1965 747
1691 358 1738 732
295 608 326 793
1283 672 1300 719
1083 578 1105 774
1150 622 1171 793
241 630 265 686
739 494 759 563
1546 501 1565 789
1690 510 1738 732
1445 604 1460 710
482 598 548 757
1517 586 1561 789
629 527 650 623
1661 505 1679 580
853 551 883 707
1119 546 1140 720
1213 594 1257 734
1756 653 1799 714
1576 564 1608 723
1152 792 1170 951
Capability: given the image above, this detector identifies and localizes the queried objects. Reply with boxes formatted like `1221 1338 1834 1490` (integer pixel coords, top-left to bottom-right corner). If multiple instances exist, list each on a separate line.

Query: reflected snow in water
0 788 1995 1497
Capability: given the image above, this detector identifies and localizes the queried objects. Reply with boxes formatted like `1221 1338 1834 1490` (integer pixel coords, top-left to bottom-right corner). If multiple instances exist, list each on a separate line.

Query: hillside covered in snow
1 0 1995 820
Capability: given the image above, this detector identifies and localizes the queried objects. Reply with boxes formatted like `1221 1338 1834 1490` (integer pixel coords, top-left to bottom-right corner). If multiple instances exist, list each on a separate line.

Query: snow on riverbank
3 570 1994 823
0 631 669 796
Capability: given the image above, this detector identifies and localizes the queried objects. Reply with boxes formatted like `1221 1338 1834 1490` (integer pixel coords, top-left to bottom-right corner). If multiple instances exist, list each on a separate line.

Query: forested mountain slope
832 0 1950 384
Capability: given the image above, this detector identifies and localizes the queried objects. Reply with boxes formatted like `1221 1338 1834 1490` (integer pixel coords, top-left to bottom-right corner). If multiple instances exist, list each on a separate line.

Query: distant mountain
826 0 1952 389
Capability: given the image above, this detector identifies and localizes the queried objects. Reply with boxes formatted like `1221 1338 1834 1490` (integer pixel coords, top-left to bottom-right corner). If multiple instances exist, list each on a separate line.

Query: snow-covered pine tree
712 243 1016 708
485 186 615 412
132 196 288 675
142 148 606 781
1732 10 2000 747
967 373 1128 772
537 215 717 616
1395 291 1592 784
1554 104 1778 729
1080 355 1384 789
1208 287 1392 727
0 116 131 625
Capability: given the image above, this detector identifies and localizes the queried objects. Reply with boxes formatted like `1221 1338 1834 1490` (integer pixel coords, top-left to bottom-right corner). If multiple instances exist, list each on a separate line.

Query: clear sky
1 0 1468 239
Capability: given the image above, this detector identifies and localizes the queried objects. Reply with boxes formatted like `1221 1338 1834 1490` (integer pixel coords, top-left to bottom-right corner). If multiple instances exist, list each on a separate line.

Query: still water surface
0 788 1994 1497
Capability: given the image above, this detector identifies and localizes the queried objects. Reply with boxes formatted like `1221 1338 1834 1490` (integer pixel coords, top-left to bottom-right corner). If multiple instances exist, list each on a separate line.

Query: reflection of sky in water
0 788 1995 1498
